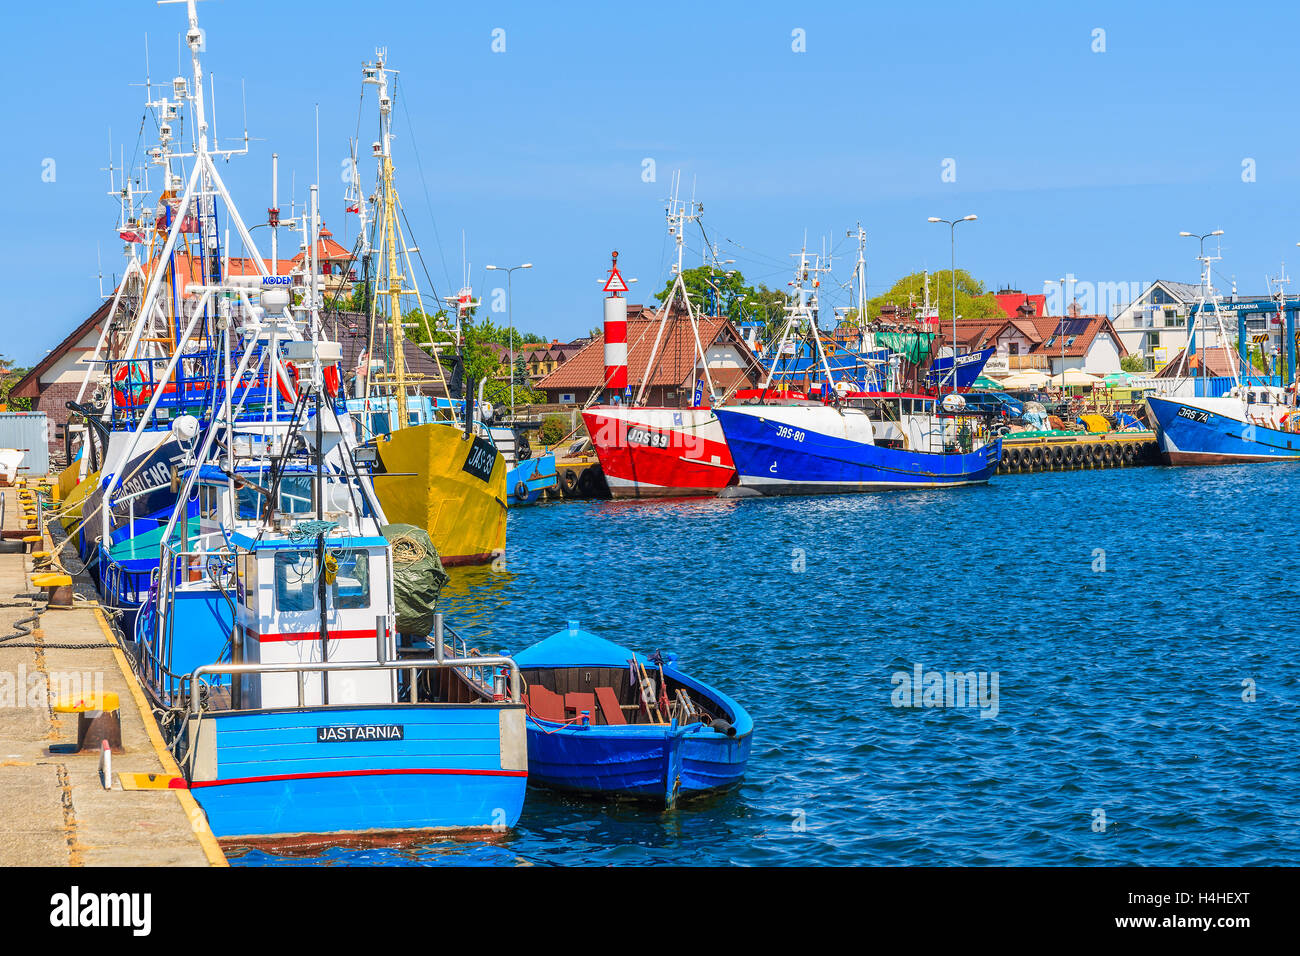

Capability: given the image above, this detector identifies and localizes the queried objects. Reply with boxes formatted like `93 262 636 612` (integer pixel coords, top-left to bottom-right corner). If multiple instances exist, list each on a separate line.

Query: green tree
867 270 1003 323
1120 353 1145 373
538 414 568 446
460 317 507 386
653 266 773 322
0 355 31 410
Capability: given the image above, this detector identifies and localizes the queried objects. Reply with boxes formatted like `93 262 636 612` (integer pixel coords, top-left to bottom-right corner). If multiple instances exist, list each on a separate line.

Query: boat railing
181 655 523 715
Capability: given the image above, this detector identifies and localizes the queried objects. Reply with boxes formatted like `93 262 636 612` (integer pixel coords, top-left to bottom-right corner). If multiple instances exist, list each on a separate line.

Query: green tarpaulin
381 523 448 637
876 331 936 364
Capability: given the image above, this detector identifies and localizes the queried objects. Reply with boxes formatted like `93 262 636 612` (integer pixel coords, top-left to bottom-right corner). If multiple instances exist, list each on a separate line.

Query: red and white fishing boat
583 403 735 498
582 191 751 498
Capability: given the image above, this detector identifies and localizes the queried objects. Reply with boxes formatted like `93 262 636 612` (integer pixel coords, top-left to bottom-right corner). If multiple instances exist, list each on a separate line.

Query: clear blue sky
4 0 1300 365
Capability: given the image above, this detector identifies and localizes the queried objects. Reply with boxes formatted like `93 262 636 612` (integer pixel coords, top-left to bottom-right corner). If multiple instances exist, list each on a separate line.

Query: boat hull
1147 395 1300 465
184 704 528 839
582 405 735 498
373 422 507 565
506 453 557 506
715 405 1001 495
526 723 750 806
522 662 752 807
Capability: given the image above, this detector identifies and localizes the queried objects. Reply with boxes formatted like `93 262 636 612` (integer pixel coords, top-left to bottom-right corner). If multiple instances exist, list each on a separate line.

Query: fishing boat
926 346 997 390
488 423 557 506
513 622 752 807
582 189 746 499
1148 386 1300 464
347 55 506 563
80 3 529 843
137 376 528 839
1146 231 1300 464
716 247 1002 495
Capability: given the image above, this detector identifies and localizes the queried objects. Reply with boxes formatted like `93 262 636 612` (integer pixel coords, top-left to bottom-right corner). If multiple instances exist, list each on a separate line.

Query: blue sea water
227 464 1300 866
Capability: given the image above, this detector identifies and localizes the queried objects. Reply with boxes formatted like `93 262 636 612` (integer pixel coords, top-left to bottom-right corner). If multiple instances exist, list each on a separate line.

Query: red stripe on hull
252 628 377 643
189 767 529 789
583 407 735 499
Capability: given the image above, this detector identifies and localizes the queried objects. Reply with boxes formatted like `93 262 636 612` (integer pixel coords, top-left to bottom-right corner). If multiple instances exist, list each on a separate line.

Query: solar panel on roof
1054 318 1090 336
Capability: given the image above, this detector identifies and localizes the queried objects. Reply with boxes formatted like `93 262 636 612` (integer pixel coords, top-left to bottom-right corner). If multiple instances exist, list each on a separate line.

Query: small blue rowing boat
513 623 752 807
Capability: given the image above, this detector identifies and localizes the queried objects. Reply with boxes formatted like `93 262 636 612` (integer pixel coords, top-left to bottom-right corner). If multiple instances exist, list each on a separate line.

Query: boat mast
1267 264 1289 385
361 53 448 428
1176 231 1235 394
635 172 715 407
849 222 870 352
369 54 408 430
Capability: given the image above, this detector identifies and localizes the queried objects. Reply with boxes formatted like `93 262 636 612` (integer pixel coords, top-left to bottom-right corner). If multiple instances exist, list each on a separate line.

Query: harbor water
227 464 1300 866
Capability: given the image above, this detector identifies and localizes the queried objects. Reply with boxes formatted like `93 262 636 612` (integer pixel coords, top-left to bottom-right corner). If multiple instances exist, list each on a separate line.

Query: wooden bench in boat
595 686 626 725
564 692 595 722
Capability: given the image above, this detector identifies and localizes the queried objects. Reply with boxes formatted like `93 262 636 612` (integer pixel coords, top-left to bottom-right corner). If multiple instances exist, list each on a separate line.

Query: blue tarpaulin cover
514 624 650 669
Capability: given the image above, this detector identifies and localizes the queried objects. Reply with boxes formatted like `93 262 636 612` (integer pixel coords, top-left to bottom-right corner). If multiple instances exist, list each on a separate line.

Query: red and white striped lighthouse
603 251 629 393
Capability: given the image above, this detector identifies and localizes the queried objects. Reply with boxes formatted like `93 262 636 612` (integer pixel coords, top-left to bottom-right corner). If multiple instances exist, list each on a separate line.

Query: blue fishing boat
715 399 1001 495
926 346 996 390
489 425 557 506
1145 229 1300 465
513 623 752 807
1148 386 1300 464
714 247 1001 496
106 0 529 843
134 364 529 841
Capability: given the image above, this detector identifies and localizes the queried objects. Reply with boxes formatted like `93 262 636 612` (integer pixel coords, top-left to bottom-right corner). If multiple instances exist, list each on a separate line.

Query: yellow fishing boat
354 54 506 566
373 422 506 565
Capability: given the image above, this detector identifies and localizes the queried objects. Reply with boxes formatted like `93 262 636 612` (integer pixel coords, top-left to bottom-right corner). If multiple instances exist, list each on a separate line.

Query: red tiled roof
291 225 352 264
1021 316 1127 359
934 314 1127 359
1153 345 1240 378
538 312 748 390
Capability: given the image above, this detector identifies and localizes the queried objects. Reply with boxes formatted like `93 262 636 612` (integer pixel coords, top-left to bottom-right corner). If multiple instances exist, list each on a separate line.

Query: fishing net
381 523 449 637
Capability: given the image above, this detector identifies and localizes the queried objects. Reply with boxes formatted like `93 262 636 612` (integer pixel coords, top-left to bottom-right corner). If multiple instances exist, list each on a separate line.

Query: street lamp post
484 262 533 417
1057 277 1068 394
927 215 978 397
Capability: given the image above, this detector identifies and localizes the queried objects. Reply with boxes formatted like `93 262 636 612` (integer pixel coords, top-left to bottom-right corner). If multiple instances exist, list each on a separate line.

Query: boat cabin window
199 484 219 518
278 476 314 515
237 552 258 610
235 484 261 520
275 550 318 612
369 412 391 437
330 550 371 609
